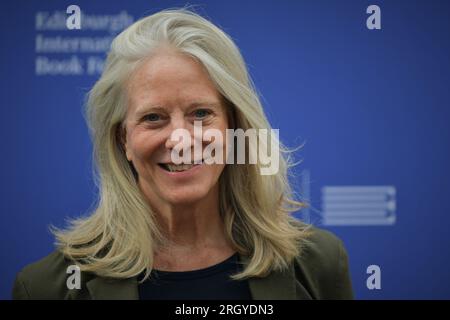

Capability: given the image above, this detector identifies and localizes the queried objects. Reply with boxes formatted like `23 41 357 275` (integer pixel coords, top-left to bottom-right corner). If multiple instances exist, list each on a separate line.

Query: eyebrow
134 100 223 117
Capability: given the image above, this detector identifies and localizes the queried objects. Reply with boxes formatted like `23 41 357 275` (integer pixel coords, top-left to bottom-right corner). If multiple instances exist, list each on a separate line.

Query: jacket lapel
241 255 313 300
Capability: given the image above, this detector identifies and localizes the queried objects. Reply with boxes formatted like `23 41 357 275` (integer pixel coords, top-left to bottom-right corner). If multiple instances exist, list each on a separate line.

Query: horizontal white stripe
323 201 396 211
323 210 390 217
322 195 389 202
322 216 396 226
322 186 396 195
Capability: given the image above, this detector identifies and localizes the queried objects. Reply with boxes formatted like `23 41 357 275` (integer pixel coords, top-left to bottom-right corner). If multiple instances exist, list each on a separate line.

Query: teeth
165 164 195 172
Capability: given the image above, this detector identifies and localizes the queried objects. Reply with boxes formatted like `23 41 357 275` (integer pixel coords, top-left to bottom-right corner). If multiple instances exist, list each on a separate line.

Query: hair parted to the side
53 7 312 281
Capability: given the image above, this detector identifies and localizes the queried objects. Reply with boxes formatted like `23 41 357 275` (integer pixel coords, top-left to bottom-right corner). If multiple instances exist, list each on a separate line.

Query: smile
158 163 200 172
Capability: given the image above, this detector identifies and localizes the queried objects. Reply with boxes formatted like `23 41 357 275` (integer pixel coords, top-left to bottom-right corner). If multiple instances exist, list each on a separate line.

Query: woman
13 8 353 300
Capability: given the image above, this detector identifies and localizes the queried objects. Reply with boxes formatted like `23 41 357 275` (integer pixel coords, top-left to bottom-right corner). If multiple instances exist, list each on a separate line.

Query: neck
142 183 230 250
141 183 236 271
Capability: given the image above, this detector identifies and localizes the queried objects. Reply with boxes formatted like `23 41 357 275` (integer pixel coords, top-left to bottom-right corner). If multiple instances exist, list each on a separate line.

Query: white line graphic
321 186 396 226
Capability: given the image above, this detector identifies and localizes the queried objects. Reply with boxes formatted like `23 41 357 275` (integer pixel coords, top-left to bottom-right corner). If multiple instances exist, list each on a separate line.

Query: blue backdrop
1 0 449 299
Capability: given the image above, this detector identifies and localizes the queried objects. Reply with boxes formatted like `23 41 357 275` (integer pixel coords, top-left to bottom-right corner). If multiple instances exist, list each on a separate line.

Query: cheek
127 130 161 162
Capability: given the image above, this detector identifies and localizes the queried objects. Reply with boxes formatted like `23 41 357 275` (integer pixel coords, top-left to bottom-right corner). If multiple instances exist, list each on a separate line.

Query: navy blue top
138 252 252 300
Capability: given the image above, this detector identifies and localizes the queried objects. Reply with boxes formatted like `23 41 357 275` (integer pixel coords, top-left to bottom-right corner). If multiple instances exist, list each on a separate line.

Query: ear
117 124 132 161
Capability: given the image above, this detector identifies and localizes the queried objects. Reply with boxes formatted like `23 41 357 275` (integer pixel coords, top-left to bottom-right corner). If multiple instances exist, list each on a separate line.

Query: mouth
158 163 201 172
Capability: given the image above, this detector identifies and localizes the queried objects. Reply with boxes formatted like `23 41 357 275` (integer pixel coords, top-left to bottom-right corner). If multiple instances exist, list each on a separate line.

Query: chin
161 187 212 205
137 164 223 207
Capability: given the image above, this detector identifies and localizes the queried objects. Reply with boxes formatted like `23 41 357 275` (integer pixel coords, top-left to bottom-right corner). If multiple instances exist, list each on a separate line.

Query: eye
143 113 161 122
193 109 211 119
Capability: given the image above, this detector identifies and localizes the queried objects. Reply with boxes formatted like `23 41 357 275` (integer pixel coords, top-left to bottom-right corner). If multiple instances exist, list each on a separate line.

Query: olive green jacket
12 227 354 300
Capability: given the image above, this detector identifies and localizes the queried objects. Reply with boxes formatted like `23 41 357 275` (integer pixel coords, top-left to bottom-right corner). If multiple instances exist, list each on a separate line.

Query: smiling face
122 48 229 207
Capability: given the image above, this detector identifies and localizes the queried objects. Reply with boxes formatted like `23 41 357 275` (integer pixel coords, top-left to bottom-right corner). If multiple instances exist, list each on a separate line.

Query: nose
164 115 204 164
164 114 192 150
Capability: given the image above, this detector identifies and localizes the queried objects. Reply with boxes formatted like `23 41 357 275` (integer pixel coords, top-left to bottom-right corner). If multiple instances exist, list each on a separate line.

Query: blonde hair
53 7 311 280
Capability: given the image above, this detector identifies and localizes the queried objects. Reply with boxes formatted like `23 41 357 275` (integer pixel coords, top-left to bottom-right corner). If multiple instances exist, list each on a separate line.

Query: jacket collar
85 254 312 300
246 263 312 300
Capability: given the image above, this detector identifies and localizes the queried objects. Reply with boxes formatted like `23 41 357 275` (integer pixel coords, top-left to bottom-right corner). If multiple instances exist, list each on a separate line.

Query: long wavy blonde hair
53 7 311 281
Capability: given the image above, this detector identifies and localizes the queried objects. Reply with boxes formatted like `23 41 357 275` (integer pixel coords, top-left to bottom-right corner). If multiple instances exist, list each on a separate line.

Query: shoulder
300 225 345 264
294 224 354 299
12 250 91 299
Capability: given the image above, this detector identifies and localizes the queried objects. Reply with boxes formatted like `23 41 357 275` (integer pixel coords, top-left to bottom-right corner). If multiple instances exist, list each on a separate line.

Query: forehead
125 49 223 113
